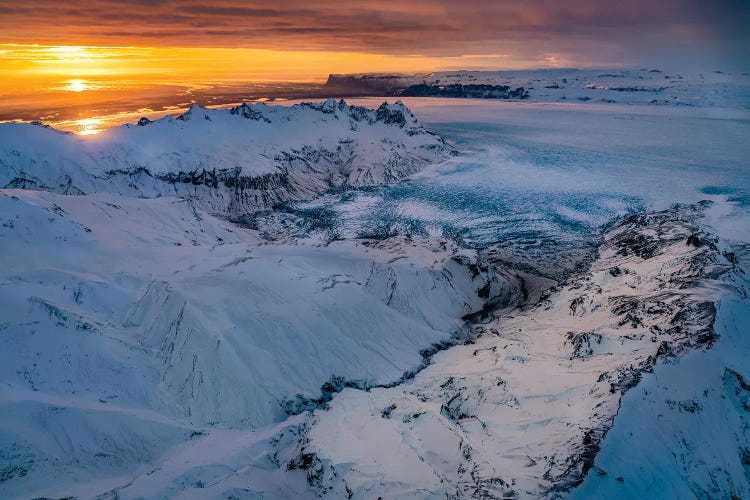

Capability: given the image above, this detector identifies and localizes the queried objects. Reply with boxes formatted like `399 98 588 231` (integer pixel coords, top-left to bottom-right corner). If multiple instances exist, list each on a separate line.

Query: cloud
0 0 748 68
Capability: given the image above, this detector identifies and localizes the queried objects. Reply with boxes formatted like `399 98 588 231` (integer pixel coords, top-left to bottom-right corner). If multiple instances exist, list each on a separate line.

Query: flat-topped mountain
324 68 750 107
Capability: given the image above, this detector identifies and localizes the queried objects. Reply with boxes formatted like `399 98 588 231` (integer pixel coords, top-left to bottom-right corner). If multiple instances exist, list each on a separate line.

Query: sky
1 0 748 81
0 0 748 132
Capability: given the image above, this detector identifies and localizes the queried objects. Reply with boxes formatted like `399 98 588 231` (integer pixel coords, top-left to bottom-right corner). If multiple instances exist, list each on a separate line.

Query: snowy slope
0 101 492 497
0 99 453 216
31 201 742 500
0 186 517 497
1 96 749 499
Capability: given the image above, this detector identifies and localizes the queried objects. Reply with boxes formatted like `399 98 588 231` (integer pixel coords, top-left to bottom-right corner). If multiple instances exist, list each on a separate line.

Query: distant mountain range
324 68 750 107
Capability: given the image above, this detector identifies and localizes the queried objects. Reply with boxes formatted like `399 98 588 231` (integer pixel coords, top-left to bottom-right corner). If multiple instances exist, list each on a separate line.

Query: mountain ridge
0 99 454 216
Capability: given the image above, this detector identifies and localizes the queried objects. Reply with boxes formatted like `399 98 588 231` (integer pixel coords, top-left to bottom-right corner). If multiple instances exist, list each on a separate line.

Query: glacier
1 86 750 499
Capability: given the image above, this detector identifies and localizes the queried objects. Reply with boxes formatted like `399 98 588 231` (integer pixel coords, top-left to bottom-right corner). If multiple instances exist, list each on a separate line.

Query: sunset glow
0 0 746 134
0 43 523 83
74 117 103 135
0 43 529 133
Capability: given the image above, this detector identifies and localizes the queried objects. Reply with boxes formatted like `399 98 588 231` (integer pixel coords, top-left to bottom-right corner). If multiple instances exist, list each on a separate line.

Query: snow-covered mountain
0 101 509 497
0 99 453 216
1 98 748 499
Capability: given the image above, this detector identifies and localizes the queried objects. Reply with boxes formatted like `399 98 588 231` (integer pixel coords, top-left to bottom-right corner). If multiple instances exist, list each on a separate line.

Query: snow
305 203 736 497
0 99 452 215
1 84 750 498
570 204 750 499
0 188 503 496
571 293 750 498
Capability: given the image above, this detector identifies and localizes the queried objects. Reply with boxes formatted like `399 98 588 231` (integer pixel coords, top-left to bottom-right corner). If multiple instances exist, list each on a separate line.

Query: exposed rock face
0 100 454 217
400 83 529 99
301 202 735 498
324 74 530 100
324 73 417 95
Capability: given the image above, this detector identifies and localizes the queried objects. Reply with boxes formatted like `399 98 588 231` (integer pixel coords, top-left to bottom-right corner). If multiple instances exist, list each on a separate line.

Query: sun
64 79 89 92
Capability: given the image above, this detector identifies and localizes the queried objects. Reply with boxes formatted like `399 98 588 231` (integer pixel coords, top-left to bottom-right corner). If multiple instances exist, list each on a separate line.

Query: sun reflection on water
75 117 103 135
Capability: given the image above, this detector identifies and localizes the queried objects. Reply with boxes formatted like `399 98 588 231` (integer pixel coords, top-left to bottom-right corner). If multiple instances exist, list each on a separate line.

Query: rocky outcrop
324 73 416 95
400 83 529 99
323 73 531 100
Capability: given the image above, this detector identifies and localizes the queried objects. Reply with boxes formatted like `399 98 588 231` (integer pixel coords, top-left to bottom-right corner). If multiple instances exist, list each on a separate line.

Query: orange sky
0 44 542 135
0 1 746 134
0 44 535 86
1 0 747 84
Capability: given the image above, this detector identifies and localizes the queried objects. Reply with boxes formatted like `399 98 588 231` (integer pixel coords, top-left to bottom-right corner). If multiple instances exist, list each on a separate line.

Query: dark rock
566 332 603 359
678 400 703 413
686 234 704 247
375 102 407 126
381 404 397 418
399 83 529 100
609 86 666 92
230 103 272 123
608 266 624 277
724 368 750 412
287 452 316 471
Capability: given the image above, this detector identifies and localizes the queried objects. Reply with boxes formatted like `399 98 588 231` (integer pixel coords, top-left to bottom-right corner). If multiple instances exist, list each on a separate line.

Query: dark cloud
1 0 748 68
